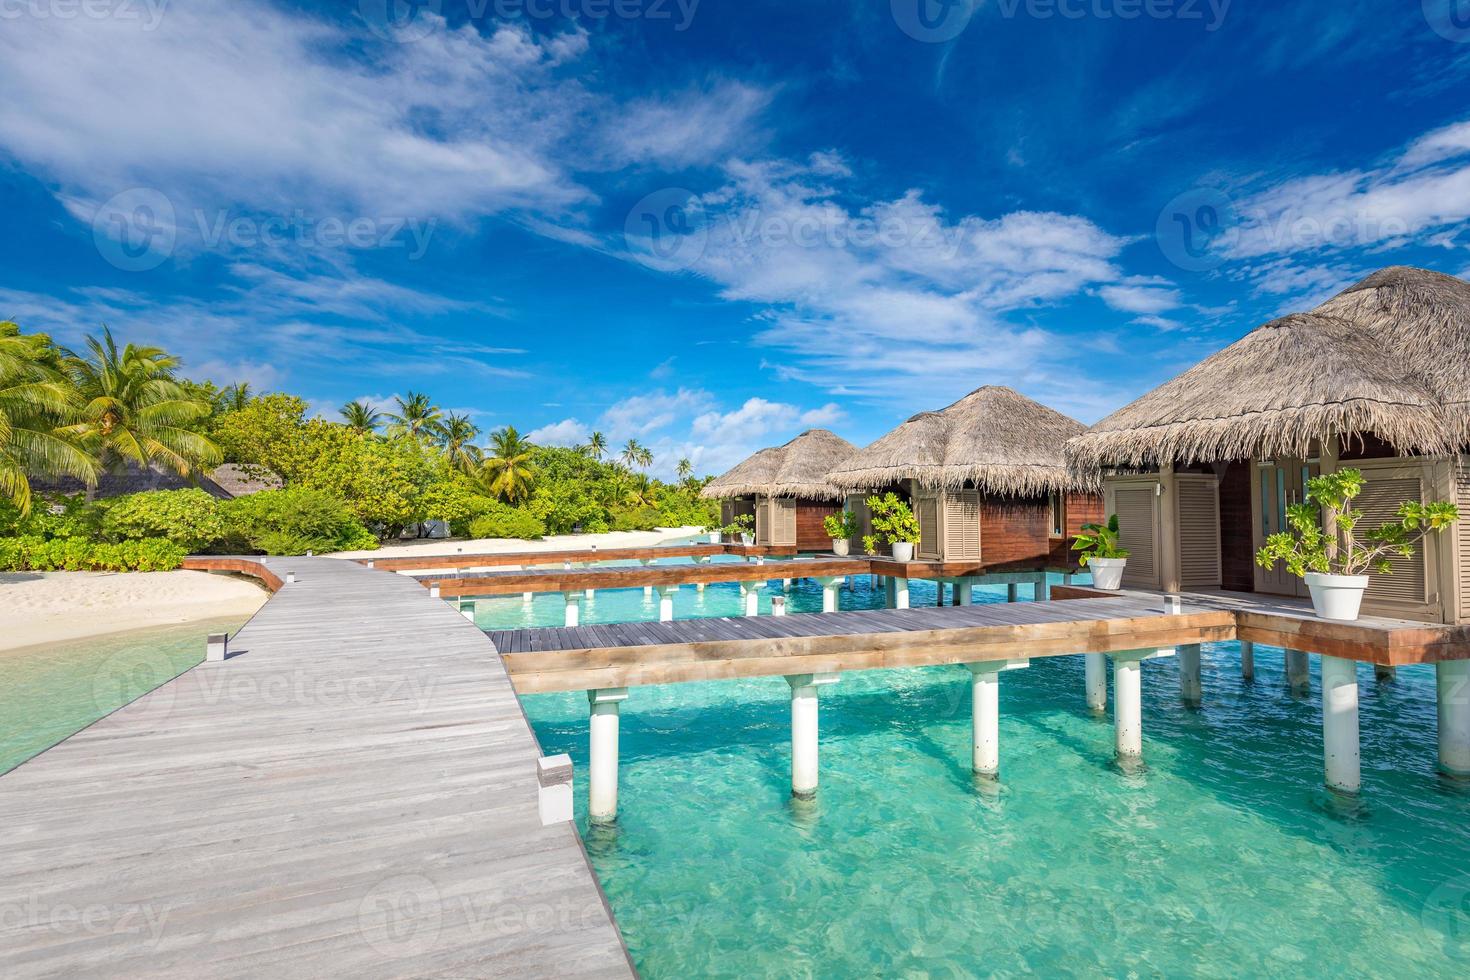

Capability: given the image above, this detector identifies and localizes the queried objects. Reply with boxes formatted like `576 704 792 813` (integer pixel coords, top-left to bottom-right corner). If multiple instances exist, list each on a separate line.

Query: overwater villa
825 385 1102 565
1067 266 1470 625
700 428 858 550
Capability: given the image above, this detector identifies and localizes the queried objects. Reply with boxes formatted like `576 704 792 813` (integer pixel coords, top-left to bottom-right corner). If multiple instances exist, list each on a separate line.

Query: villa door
1253 458 1317 596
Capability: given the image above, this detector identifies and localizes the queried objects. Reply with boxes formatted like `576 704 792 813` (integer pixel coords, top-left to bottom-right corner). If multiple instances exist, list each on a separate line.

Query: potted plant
720 513 756 546
1073 515 1130 590
823 510 859 555
862 534 879 557
704 525 720 543
866 492 920 563
1256 468 1459 621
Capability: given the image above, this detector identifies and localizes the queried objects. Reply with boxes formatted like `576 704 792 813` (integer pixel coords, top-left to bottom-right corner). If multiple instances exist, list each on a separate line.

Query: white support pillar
460 601 477 623
786 672 840 798
1034 572 1049 601
640 559 655 598
782 578 791 592
1179 643 1202 705
955 579 973 606
657 584 678 623
1006 583 1018 603
1112 648 1174 762
428 583 439 599
585 588 595 600
205 633 228 663
1084 653 1107 712
1286 648 1310 692
562 591 582 628
1436 660 1470 777
890 577 910 610
936 582 946 607
965 659 1029 777
587 688 628 823
817 576 840 613
771 596 787 617
522 591 534 604
1239 640 1255 681
740 581 761 617
1321 655 1360 794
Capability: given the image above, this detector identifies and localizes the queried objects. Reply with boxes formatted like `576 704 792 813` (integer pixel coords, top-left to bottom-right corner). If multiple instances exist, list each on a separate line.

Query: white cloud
602 81 772 168
526 418 590 447
1098 277 1183 315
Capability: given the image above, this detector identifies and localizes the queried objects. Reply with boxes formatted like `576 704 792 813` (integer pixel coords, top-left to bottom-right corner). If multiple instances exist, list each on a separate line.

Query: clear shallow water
520 640 1470 975
0 617 246 775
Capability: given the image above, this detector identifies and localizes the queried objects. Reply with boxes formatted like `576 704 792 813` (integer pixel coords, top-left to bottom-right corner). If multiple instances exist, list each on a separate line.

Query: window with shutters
1457 460 1470 622
917 495 940 560
775 498 797 547
1113 484 1159 589
1357 475 1429 604
1048 492 1065 538
944 491 982 559
1175 476 1222 588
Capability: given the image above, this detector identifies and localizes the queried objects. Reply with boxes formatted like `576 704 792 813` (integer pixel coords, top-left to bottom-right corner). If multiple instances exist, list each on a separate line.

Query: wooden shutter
755 498 773 546
1457 459 1470 621
1176 475 1222 588
944 491 982 560
917 495 940 560
775 498 797 547
1357 474 1428 604
1114 485 1159 589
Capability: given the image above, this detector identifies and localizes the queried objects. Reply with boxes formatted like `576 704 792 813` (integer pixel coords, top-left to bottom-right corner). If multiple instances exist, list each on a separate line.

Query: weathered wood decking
0 557 632 979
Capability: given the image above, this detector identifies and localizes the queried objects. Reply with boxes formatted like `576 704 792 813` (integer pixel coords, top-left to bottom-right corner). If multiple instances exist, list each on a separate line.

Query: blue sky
2 0 1470 478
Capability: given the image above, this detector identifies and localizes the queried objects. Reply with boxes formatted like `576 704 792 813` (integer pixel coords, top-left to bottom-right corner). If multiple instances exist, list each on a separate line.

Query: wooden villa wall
1218 461 1255 592
795 500 841 551
1049 491 1104 566
979 494 1052 566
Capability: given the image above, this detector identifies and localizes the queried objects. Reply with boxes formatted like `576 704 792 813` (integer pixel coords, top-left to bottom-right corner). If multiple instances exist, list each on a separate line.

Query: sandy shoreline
0 570 271 654
328 525 708 559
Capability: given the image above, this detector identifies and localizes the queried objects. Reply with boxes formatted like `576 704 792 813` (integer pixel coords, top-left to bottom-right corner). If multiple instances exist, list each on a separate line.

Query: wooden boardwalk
0 557 633 979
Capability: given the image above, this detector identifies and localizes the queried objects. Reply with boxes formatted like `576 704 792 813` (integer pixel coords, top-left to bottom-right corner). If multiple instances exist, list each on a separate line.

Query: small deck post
587 688 628 823
562 591 582 628
1084 653 1107 712
787 672 840 797
1239 640 1255 681
205 633 228 663
954 579 973 606
697 556 710 592
428 583 439 599
817 576 840 612
1321 655 1361 794
657 584 678 622
772 596 787 617
1436 660 1470 776
936 582 946 607
1179 644 1202 705
536 754 574 826
740 581 761 617
888 577 910 610
966 659 1028 777
1286 649 1310 693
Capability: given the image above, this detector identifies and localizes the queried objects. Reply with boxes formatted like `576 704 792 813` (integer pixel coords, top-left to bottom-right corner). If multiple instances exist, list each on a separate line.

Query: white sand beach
0 570 271 654
328 525 709 560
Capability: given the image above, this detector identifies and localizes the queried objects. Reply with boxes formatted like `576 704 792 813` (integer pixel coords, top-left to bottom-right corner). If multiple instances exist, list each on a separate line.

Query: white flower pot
831 538 850 556
708 532 720 543
740 533 754 546
890 542 914 563
1304 572 1370 621
1088 557 1127 591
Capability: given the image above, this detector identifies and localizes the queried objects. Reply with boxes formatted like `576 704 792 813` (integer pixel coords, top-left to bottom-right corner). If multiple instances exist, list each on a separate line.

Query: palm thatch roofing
700 429 858 502
825 386 1091 496
1067 266 1470 471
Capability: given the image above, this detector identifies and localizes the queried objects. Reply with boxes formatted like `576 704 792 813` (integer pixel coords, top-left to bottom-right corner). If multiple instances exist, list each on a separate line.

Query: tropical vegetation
1073 514 1130 567
866 492 921 546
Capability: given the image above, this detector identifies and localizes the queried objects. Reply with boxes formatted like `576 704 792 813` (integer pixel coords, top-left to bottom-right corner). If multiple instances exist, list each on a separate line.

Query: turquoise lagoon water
501 587 1470 976
0 617 246 775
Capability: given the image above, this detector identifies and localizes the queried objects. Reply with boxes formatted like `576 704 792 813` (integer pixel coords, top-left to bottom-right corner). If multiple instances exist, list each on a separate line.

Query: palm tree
479 425 536 503
584 431 607 460
440 413 482 474
626 471 656 507
386 391 444 442
0 323 95 512
341 400 384 435
676 457 694 484
59 328 219 487
221 382 252 412
621 438 653 471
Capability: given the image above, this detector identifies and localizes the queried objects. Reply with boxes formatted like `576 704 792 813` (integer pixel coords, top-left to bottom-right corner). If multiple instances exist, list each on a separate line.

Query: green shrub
223 487 379 556
0 535 184 572
467 507 546 540
611 506 664 532
101 488 228 552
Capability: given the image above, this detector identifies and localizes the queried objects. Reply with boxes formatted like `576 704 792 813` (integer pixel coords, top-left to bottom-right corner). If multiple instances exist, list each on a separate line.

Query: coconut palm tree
440 413 482 474
676 457 694 484
480 425 536 503
341 400 384 435
584 430 608 460
386 391 445 442
220 382 252 413
626 471 657 507
0 323 96 512
621 438 653 471
59 328 219 487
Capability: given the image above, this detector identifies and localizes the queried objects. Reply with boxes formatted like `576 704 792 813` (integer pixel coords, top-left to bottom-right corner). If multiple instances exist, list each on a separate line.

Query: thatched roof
700 429 858 501
1067 266 1470 470
825 386 1090 496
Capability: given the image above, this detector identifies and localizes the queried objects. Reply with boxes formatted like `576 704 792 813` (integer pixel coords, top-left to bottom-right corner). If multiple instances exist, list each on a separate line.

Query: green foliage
719 513 755 538
0 535 184 572
866 492 921 546
823 510 859 539
223 487 378 556
212 393 311 471
862 533 879 556
468 506 547 540
1256 468 1459 578
101 488 227 552
1072 514 1130 567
